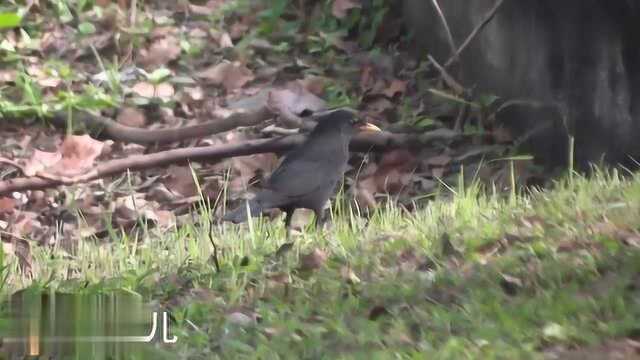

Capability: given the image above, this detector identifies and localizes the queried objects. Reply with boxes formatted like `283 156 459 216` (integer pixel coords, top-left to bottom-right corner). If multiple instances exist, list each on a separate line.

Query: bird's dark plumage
222 109 377 228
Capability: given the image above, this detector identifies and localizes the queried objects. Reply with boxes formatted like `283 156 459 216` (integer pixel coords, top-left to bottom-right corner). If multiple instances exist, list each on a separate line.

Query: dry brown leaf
197 61 254 91
11 211 39 238
75 32 114 59
26 65 60 88
23 150 62 176
131 82 156 98
0 197 17 215
263 327 282 339
218 32 234 48
230 21 250 39
520 215 545 229
131 82 174 100
332 0 362 19
21 135 105 178
374 168 412 194
355 177 378 209
183 86 204 101
144 209 176 229
162 165 198 197
57 135 105 175
213 130 279 193
368 79 387 96
298 76 327 96
267 81 326 120
359 64 375 91
117 107 147 127
188 0 224 15
140 35 181 67
228 153 279 193
226 312 254 327
556 239 587 253
299 248 328 271
189 28 208 38
383 79 408 98
155 83 175 100
379 149 415 169
150 26 179 38
355 150 416 202
340 266 361 284
366 97 394 114
40 26 71 55
113 194 148 225
0 69 17 83
147 183 179 203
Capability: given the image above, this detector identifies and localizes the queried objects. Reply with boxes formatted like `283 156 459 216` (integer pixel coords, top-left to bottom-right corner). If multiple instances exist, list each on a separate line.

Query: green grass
2 169 640 359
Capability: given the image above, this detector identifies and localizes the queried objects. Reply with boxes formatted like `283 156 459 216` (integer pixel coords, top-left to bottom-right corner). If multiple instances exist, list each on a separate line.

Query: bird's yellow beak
356 122 382 132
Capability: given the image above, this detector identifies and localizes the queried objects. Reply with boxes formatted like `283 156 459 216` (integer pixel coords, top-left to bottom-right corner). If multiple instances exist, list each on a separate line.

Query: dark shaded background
403 0 640 169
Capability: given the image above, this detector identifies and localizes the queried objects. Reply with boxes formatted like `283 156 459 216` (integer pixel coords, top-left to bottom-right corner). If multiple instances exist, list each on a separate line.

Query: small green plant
0 246 10 296
0 11 21 29
325 81 356 108
256 0 292 35
357 0 389 48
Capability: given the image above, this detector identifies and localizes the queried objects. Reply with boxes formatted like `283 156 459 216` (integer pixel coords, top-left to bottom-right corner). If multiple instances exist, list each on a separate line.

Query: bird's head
310 108 381 136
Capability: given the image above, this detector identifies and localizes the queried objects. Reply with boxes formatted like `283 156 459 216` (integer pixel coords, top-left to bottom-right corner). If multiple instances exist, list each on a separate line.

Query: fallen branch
0 128 458 195
47 106 275 144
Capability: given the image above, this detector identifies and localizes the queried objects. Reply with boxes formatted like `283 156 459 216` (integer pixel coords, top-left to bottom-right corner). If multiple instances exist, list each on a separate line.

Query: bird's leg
283 208 294 240
314 208 327 230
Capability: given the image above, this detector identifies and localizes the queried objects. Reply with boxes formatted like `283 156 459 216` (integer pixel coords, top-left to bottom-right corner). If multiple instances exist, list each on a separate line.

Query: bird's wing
266 157 341 198
266 132 348 199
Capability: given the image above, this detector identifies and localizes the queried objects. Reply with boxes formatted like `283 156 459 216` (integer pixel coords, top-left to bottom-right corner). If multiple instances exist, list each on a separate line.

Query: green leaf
0 39 16 52
487 155 535 163
55 1 73 23
78 22 96 35
428 88 479 108
414 117 436 129
147 68 172 83
477 94 500 108
543 323 568 341
0 12 22 29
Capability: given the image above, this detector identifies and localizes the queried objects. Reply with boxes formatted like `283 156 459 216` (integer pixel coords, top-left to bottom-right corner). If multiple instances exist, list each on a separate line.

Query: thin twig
453 105 469 133
428 55 464 94
444 0 506 68
430 0 457 58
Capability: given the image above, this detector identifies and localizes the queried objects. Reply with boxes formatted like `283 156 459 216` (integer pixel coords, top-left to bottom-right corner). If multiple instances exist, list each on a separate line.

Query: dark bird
222 109 381 229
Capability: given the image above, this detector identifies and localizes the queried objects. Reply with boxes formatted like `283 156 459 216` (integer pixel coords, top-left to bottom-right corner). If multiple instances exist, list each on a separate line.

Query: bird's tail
222 200 263 224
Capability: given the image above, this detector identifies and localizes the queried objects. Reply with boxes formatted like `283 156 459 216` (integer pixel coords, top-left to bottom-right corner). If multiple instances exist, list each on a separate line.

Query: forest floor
1 1 639 359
